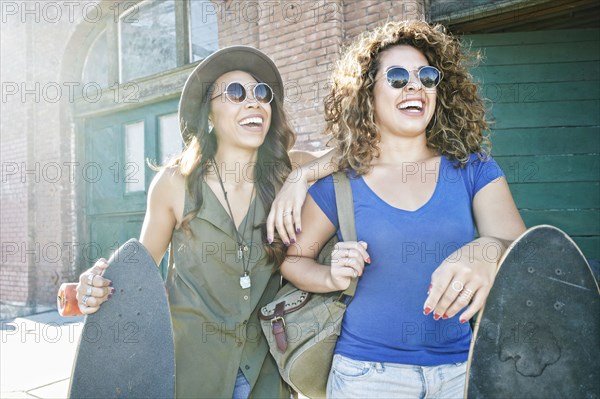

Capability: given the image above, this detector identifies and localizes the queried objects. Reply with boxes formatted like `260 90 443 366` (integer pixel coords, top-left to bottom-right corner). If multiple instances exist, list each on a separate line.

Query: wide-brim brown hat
178 45 283 144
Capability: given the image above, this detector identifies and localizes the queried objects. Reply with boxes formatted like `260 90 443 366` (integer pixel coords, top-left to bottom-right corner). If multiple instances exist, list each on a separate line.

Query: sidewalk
1 310 84 399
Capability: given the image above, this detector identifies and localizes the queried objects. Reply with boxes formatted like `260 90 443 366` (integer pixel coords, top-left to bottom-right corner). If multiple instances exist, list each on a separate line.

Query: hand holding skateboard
66 239 175 398
57 258 114 316
465 225 599 398
76 258 114 314
423 237 502 324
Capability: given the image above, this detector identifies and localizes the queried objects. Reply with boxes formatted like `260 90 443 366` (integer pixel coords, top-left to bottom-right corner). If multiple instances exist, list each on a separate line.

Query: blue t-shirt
308 154 504 366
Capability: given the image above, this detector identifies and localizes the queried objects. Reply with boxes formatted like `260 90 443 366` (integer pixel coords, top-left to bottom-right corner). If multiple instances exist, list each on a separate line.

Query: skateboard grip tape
68 238 175 399
57 282 82 316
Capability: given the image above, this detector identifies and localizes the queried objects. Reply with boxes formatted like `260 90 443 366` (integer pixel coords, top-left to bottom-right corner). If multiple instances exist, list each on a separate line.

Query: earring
208 120 214 134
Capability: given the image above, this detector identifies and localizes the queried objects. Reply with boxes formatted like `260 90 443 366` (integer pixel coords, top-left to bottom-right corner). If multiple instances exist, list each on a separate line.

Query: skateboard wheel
57 282 83 316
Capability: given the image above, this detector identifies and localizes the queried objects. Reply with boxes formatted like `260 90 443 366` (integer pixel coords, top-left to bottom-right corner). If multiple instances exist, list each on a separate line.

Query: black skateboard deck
465 225 600 399
68 239 175 399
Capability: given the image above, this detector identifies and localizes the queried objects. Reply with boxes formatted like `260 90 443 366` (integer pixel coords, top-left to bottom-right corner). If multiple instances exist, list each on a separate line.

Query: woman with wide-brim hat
75 46 331 398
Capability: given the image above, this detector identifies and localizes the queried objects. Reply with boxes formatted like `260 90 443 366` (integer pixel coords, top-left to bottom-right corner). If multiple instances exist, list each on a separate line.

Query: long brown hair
325 20 491 174
169 80 295 266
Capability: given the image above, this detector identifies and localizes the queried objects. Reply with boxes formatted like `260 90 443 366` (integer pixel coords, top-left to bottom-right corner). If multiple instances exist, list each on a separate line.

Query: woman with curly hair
279 21 526 398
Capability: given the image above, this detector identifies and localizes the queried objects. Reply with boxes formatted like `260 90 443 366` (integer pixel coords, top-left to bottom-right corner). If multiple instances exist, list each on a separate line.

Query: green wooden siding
467 28 600 259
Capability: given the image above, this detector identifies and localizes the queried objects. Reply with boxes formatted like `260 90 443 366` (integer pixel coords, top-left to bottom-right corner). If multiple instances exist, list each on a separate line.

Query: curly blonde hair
325 20 491 174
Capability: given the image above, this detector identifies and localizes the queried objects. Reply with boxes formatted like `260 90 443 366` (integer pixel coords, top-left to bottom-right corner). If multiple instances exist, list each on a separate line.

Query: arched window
81 29 108 88
80 0 218 85
119 0 177 82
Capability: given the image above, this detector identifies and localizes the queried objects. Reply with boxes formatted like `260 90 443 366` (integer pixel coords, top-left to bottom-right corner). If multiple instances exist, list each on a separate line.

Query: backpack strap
332 171 359 298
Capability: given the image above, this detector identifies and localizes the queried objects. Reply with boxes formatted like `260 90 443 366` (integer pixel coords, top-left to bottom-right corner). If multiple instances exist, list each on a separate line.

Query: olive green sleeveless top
166 181 287 398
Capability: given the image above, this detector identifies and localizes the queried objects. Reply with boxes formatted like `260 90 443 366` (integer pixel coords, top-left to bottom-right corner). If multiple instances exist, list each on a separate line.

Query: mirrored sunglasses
210 82 274 104
385 66 442 89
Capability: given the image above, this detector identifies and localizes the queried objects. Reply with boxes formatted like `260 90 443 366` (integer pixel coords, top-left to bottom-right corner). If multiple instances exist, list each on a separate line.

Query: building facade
1 0 598 318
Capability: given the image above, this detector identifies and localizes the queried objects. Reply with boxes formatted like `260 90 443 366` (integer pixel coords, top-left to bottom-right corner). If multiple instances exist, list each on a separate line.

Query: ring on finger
87 273 94 286
451 280 464 292
352 269 357 278
459 288 474 301
345 249 350 258
82 295 91 306
282 210 291 217
86 286 93 296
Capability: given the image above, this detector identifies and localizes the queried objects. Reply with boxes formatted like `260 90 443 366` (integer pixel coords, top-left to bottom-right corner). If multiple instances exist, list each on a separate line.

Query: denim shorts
232 368 251 399
327 354 467 399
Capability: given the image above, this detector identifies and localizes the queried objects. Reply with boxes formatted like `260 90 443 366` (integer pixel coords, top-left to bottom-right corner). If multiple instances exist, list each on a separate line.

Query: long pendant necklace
212 159 257 289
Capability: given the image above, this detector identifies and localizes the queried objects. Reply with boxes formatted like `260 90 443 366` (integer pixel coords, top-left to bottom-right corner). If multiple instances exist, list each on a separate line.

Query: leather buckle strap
271 301 288 353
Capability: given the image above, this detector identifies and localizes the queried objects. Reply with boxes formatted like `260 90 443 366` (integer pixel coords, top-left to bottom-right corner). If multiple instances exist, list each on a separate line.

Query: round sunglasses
210 82 274 104
384 66 442 89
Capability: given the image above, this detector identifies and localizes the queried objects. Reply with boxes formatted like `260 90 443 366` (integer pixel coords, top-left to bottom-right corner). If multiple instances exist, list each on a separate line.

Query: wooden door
83 98 181 276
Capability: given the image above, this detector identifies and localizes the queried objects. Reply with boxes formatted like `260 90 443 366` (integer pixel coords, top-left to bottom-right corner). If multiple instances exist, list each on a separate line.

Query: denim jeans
327 354 467 399
232 368 251 399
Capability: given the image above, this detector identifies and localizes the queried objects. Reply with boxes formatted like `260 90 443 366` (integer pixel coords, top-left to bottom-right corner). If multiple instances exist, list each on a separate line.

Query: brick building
1 0 598 318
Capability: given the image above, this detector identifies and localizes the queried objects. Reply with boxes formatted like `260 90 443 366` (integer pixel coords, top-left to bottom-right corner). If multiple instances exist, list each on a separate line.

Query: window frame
82 0 208 87
115 0 187 84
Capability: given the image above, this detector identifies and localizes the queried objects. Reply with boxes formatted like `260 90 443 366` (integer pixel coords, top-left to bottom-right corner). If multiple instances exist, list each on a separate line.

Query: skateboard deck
68 239 175 399
465 225 600 399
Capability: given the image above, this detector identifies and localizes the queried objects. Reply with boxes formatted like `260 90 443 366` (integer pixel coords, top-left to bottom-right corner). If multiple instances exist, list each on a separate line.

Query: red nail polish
442 314 448 319
460 318 467 324
423 306 432 315
366 257 371 264
434 313 441 320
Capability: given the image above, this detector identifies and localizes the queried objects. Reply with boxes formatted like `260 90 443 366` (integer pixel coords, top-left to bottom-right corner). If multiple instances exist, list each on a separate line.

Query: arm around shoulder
267 148 339 243
280 194 339 293
288 147 338 184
